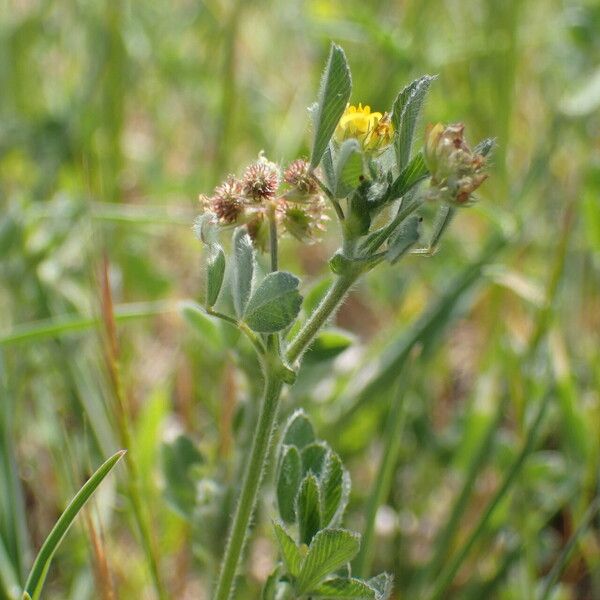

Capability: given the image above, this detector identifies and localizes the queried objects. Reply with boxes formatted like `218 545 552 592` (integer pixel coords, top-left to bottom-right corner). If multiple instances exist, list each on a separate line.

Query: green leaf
282 410 316 450
368 573 393 599
273 522 303 577
310 43 352 170
277 445 302 523
296 529 361 594
193 212 219 245
391 75 436 172
261 565 283 600
304 329 354 363
312 577 376 598
206 242 225 307
474 137 496 157
334 139 363 198
301 442 329 478
322 144 337 192
180 301 223 353
24 451 125 600
243 271 302 333
161 434 203 519
320 451 348 527
388 152 429 200
296 475 322 545
231 226 255 318
386 214 421 264
428 205 455 251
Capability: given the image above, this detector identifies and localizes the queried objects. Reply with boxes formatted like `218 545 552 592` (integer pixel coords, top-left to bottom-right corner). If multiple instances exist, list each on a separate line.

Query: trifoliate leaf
312 577 376 598
282 410 316 450
296 529 361 594
273 522 303 577
392 75 436 172
277 445 302 524
386 214 421 264
310 44 352 170
296 474 322 545
231 227 254 317
243 271 302 333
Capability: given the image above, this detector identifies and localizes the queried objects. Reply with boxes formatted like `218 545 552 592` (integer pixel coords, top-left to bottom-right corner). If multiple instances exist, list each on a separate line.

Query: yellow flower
335 103 394 152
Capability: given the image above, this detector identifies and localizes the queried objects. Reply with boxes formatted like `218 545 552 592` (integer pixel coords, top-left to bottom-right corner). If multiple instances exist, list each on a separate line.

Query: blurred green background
1 0 600 598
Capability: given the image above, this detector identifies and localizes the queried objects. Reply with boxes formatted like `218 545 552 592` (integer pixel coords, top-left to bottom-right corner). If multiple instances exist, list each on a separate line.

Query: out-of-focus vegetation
1 0 599 598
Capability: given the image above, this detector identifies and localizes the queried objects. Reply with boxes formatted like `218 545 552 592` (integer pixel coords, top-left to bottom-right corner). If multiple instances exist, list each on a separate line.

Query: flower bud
242 155 280 202
423 123 488 206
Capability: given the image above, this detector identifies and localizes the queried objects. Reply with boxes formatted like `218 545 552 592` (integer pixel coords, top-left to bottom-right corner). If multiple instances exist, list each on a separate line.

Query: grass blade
0 301 177 346
23 450 125 600
428 390 552 600
538 498 600 600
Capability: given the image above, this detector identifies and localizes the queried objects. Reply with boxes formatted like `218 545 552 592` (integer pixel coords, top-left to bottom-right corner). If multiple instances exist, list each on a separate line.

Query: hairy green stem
214 370 284 600
286 271 358 364
215 263 362 598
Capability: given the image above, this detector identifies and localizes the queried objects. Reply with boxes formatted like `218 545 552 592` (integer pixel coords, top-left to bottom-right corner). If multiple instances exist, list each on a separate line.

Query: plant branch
285 270 359 364
213 369 284 600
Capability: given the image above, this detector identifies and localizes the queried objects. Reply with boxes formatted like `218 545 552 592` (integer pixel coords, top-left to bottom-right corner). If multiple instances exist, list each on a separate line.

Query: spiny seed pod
277 197 329 243
203 176 246 224
242 155 280 202
283 159 319 199
423 123 488 206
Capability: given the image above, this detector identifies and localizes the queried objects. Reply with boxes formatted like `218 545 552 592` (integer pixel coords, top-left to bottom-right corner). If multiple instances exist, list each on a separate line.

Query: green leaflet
320 451 347 527
312 577 376 598
296 475 322 545
277 445 302 524
303 329 354 363
334 139 363 198
161 434 203 519
272 522 303 578
301 442 329 478
282 410 316 450
231 226 255 318
206 242 225 307
386 214 421 264
180 302 223 354
391 75 436 172
310 44 352 170
296 529 361 594
243 271 302 333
